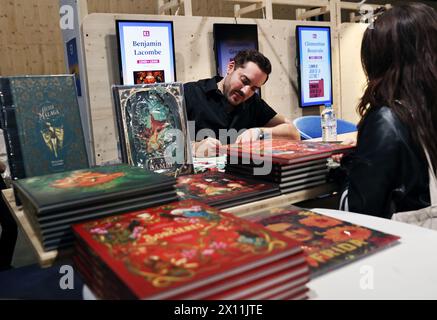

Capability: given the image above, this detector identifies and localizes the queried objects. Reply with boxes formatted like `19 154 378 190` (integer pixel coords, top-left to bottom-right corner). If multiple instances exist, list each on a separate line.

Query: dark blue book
0 75 89 182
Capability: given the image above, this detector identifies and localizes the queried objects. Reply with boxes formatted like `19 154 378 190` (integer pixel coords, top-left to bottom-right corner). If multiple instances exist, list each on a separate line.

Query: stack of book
12 164 178 251
73 200 310 300
245 204 400 278
224 139 355 194
176 171 281 209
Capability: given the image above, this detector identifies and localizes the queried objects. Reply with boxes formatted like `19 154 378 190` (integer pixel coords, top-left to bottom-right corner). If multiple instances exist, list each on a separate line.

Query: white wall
339 23 367 124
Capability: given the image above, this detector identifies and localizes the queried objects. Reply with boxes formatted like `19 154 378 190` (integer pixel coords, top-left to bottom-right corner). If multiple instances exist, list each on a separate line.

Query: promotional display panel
116 20 176 85
296 26 333 107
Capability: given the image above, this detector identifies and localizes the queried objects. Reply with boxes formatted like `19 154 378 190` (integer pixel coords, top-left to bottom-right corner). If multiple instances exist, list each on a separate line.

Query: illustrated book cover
176 171 280 207
112 83 192 177
13 164 176 215
72 199 304 300
245 205 400 277
0 75 89 180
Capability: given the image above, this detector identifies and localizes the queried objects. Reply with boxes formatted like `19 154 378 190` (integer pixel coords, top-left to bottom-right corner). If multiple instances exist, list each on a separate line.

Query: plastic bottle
321 103 337 142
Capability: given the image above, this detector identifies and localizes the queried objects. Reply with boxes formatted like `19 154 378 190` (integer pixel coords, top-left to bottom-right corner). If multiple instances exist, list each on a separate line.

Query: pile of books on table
224 139 355 194
12 164 178 251
176 171 281 209
73 200 310 300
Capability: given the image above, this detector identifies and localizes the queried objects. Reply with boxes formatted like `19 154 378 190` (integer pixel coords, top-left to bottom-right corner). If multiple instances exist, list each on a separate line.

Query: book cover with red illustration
176 171 280 207
224 139 355 165
72 200 303 300
245 205 400 278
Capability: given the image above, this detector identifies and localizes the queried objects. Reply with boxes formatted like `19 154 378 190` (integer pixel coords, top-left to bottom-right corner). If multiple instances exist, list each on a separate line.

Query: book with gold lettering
0 75 89 204
245 205 400 278
73 200 305 299
0 75 88 179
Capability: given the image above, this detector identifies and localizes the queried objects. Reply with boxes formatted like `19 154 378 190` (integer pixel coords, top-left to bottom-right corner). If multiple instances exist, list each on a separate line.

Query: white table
308 208 437 300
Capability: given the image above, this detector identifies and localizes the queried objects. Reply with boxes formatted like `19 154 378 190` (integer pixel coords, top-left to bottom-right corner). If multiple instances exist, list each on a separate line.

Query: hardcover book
226 164 328 183
0 75 89 180
112 83 192 177
204 264 309 300
246 205 400 277
72 199 303 300
13 164 176 216
174 255 308 300
176 171 280 208
224 139 354 165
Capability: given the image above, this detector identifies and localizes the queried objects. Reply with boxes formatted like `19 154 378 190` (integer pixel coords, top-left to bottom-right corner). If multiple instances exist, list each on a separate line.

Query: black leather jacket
337 106 430 219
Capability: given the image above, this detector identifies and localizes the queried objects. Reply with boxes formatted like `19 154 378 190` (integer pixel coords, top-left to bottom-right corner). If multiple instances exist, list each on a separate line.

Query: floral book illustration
245 205 400 278
12 164 175 214
72 199 303 299
112 83 192 177
224 139 355 165
176 171 279 205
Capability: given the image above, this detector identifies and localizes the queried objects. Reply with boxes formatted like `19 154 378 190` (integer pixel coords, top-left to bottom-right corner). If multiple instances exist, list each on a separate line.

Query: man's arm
235 114 300 143
263 114 300 140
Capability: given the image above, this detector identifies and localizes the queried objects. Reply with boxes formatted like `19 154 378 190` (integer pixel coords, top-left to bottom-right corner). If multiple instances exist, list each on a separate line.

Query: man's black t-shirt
183 76 277 144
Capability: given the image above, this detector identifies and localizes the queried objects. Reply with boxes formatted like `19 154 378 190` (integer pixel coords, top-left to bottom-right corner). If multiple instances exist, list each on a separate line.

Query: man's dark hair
232 49 272 77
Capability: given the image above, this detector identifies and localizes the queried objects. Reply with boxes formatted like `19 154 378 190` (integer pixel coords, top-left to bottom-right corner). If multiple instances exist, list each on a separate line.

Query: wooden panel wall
86 0 299 19
0 0 64 76
87 0 157 14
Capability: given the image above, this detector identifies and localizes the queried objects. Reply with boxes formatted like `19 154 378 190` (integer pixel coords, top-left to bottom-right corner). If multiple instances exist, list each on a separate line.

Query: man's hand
235 128 263 144
193 137 223 157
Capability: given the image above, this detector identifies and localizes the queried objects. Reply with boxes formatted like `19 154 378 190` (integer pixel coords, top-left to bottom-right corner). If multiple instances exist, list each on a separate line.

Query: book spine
0 78 26 205
112 87 129 164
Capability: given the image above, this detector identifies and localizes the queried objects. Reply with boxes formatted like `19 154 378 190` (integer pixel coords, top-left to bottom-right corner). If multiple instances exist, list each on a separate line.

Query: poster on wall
116 20 176 85
296 26 333 108
66 38 82 96
213 24 259 78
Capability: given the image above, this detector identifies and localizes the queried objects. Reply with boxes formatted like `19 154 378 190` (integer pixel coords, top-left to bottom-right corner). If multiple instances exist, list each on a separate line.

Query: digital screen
213 24 258 77
116 20 176 85
296 26 333 107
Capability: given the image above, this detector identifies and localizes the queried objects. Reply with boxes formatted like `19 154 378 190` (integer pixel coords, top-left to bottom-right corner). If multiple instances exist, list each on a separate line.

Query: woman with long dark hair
339 2 437 219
